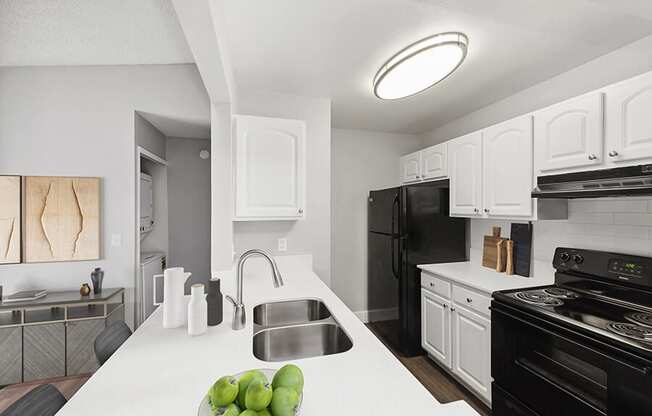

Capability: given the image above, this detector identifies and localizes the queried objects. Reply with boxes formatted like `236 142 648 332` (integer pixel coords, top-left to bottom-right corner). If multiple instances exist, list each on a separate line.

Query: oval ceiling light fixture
373 32 468 100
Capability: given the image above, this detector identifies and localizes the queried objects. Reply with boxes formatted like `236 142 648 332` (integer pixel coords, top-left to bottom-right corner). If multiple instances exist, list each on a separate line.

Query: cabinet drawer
453 284 491 317
421 272 452 299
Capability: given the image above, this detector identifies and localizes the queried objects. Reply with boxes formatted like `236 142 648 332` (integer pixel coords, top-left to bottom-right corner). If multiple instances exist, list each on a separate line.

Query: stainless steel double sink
252 299 353 362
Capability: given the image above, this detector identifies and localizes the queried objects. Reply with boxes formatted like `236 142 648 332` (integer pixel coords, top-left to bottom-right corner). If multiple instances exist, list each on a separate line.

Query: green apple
238 370 268 408
272 364 304 395
240 410 258 416
269 387 300 416
245 379 273 411
257 409 272 416
215 402 241 416
209 375 239 408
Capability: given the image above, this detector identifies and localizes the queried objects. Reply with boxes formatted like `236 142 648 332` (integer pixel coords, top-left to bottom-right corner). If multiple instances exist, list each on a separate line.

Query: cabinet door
400 151 422 183
24 323 65 381
421 289 451 368
449 132 483 216
605 71 652 165
234 115 306 220
0 326 22 385
534 92 604 174
483 115 533 217
452 305 491 402
66 319 105 376
422 143 447 180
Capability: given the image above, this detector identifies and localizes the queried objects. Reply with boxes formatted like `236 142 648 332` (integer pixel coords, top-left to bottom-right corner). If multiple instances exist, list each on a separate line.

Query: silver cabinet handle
484 208 489 213
473 208 479 213
429 282 434 287
608 150 619 157
298 208 304 214
451 307 456 312
466 297 472 303
443 304 448 309
588 154 597 160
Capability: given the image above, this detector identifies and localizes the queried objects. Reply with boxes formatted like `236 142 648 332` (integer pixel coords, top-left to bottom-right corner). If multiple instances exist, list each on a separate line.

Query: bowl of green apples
198 364 304 416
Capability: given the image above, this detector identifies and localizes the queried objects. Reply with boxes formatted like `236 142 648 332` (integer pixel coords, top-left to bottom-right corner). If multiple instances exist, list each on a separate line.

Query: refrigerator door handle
391 193 400 279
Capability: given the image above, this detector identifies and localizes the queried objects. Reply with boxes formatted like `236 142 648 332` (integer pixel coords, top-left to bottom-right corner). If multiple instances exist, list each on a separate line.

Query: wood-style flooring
367 320 491 416
0 374 90 413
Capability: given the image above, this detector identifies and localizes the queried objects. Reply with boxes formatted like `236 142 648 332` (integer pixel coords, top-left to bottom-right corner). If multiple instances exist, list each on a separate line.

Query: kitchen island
58 255 478 416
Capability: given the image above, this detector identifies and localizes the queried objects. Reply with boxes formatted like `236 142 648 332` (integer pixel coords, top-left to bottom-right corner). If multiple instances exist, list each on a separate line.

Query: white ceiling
138 112 210 139
0 0 193 66
220 0 652 134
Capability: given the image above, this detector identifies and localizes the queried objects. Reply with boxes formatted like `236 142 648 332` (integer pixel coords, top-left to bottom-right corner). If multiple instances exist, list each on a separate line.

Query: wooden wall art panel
23 177 100 263
0 176 21 264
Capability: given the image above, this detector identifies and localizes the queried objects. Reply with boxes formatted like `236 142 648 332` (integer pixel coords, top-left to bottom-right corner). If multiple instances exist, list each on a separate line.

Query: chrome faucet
226 249 284 330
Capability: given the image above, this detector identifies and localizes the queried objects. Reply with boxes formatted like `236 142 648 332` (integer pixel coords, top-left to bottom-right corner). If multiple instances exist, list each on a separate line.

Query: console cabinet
0 288 125 386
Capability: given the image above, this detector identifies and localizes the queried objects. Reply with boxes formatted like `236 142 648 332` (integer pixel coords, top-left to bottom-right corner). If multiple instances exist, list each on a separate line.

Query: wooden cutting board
482 226 507 269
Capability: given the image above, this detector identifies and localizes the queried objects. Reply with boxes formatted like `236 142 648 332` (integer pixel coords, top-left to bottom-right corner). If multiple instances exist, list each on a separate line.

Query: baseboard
354 307 398 323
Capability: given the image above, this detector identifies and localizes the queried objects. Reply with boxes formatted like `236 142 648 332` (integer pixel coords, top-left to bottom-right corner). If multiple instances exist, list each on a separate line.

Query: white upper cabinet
483 115 533 217
400 151 422 183
233 115 306 221
534 92 604 175
449 131 483 216
421 143 448 180
605 71 652 165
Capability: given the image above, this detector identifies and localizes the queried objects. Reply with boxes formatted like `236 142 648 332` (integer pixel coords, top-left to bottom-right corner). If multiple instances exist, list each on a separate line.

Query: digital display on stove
609 258 645 279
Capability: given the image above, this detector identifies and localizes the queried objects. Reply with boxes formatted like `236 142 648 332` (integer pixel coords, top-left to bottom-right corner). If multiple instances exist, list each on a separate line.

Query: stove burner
607 322 652 342
625 312 652 328
543 287 579 299
514 291 564 306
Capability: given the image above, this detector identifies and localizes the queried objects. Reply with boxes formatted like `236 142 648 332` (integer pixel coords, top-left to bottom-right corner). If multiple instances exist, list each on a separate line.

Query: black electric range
491 248 652 416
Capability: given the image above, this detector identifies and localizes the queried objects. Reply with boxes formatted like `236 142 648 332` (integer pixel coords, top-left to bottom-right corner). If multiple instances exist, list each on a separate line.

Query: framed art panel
0 176 21 264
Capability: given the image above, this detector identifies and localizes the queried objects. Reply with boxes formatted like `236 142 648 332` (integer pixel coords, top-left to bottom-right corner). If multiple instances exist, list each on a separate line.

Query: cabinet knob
466 297 472 303
298 208 304 214
429 282 434 287
474 208 479 213
451 307 456 312
608 150 619 157
443 304 448 309
588 154 597 160
484 208 489 213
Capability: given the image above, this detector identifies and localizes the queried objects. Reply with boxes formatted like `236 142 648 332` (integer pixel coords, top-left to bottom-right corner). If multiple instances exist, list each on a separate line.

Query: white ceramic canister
154 267 191 328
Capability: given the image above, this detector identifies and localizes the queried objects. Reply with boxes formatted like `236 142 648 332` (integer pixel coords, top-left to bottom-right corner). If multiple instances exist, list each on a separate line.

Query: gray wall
422 34 652 145
331 128 422 317
0 64 209 328
232 91 332 286
135 114 167 160
166 137 212 290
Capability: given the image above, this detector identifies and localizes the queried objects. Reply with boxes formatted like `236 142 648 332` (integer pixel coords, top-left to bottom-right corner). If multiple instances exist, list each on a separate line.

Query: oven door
492 302 652 416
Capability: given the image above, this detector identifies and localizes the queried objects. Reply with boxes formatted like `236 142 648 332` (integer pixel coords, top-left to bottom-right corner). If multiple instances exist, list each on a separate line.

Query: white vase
154 267 192 329
188 284 207 336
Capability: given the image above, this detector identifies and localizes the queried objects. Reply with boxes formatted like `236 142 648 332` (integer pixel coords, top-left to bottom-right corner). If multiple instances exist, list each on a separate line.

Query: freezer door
368 187 401 235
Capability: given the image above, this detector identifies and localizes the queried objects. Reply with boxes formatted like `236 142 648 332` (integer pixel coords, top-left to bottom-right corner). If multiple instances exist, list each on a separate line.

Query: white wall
421 34 652 145
331 128 423 315
135 113 167 160
166 137 211 290
0 64 209 328
231 91 332 286
471 197 652 264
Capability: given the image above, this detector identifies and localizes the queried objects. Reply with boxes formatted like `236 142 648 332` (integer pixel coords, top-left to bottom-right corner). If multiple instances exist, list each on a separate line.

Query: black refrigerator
368 180 467 356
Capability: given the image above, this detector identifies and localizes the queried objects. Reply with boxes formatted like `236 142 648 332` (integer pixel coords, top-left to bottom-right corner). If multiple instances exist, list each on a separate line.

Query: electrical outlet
111 234 122 247
277 238 287 252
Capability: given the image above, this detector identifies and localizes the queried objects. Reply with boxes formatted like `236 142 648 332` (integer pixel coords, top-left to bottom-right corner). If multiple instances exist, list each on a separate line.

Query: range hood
532 164 652 199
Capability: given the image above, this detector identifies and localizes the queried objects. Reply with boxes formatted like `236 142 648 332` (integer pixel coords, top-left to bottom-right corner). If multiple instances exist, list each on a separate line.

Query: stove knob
573 254 584 264
560 252 570 262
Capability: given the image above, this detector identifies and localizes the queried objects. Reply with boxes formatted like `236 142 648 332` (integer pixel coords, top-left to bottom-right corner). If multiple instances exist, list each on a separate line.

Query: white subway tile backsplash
614 213 652 226
568 212 614 224
471 197 652 263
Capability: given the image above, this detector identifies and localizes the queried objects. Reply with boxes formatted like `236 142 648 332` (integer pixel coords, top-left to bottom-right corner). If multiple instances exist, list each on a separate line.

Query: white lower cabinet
452 305 491 402
421 272 492 405
421 289 451 368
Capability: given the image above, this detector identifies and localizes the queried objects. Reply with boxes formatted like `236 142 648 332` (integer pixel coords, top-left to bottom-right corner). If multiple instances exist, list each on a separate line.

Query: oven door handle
493 306 652 376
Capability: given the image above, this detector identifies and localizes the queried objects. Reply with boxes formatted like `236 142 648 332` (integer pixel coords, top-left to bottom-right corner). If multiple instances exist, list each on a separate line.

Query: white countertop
58 255 479 416
418 250 555 294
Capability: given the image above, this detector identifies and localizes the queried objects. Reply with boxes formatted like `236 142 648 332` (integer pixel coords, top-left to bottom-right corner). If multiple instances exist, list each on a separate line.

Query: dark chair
94 321 132 366
0 384 66 416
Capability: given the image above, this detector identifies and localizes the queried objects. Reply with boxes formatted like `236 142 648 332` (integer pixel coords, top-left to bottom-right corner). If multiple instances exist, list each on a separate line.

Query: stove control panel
554 247 652 288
